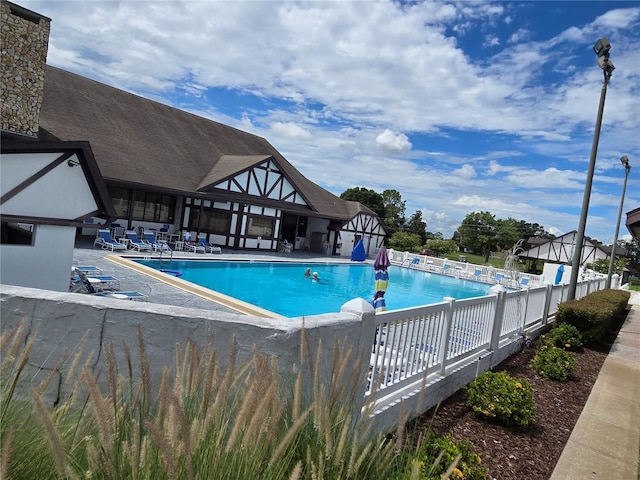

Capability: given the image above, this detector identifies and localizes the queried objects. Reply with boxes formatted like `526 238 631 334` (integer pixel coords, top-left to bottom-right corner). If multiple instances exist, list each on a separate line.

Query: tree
457 211 498 262
381 189 406 236
589 257 628 276
388 231 422 252
426 238 458 257
405 210 427 245
340 187 386 218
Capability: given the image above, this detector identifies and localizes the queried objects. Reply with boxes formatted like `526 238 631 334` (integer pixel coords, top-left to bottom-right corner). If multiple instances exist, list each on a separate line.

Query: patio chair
280 239 293 253
95 291 147 301
197 234 222 254
143 231 173 254
125 231 153 252
70 269 120 293
519 277 530 288
441 263 452 275
409 257 420 268
94 229 127 251
183 231 205 253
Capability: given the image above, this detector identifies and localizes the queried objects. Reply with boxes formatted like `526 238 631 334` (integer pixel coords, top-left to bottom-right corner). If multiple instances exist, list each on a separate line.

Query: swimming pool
134 260 493 317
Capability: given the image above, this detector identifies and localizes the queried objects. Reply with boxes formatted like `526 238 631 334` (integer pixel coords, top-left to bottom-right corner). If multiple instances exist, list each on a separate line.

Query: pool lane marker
106 255 284 319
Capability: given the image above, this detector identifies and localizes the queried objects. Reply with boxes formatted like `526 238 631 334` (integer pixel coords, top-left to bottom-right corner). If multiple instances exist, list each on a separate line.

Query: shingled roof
38 66 363 221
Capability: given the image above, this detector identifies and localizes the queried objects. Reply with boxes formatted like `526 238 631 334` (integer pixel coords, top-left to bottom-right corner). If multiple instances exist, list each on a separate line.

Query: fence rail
366 262 607 417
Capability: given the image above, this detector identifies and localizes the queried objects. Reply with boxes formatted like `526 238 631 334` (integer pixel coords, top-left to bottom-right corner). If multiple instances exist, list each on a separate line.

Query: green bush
531 344 577 381
548 323 583 351
399 430 488 480
556 289 630 342
464 371 535 428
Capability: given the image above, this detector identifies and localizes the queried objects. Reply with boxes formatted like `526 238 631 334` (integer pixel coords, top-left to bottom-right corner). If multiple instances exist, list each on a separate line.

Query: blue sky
22 0 640 244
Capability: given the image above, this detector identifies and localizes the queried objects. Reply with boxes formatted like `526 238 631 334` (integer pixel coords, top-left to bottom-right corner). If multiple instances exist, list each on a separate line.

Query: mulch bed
406 307 629 480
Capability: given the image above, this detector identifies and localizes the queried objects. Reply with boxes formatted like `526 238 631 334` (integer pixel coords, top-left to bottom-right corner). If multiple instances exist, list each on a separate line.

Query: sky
20 0 640 245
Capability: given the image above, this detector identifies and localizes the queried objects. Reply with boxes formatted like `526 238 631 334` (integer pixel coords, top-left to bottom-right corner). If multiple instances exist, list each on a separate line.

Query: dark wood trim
0 151 73 204
1 213 110 228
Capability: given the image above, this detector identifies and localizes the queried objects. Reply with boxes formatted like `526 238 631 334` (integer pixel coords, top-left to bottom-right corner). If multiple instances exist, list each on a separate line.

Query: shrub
556 289 630 342
464 371 535 428
548 323 583 351
399 429 488 480
531 344 577 381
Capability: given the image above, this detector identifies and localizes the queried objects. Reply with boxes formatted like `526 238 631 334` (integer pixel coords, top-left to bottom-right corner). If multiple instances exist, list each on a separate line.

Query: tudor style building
29 44 385 259
2 1 387 259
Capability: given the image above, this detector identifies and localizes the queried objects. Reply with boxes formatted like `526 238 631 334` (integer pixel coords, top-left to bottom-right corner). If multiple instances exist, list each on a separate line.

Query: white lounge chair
125 231 153 252
183 232 205 253
197 234 222 254
94 229 127 251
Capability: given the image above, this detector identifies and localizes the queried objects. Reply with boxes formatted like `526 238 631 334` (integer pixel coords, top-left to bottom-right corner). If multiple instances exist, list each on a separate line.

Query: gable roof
38 65 353 221
0 139 116 226
519 230 609 264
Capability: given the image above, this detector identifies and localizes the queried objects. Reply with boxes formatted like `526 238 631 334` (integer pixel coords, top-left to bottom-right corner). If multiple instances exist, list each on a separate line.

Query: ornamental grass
1 321 432 480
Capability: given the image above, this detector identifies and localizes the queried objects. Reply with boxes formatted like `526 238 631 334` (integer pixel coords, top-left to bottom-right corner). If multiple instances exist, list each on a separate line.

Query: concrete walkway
550 291 640 480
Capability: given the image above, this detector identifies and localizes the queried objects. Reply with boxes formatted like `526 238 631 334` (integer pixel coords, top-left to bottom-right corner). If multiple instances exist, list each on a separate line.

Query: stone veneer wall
1 1 50 137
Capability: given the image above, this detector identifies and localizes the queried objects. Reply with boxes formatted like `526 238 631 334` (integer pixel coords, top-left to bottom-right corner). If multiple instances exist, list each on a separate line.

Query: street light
606 156 631 289
568 37 615 300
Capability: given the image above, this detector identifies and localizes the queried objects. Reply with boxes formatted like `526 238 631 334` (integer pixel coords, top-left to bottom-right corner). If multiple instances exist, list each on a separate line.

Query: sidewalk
550 291 640 479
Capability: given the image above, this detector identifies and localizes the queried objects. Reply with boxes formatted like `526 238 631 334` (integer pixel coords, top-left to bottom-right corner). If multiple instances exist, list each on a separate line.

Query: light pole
568 38 615 300
606 156 631 289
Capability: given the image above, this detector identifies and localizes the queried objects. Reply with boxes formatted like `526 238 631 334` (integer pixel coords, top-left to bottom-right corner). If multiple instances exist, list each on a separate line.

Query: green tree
388 231 422 252
340 187 386 218
458 211 498 262
588 257 628 275
426 238 458 257
381 189 406 236
405 210 427 245
495 218 520 252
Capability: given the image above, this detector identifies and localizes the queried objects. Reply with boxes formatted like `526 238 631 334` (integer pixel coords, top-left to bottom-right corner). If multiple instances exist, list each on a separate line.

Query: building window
126 190 175 223
108 187 130 218
247 216 274 238
1 222 34 245
201 209 230 234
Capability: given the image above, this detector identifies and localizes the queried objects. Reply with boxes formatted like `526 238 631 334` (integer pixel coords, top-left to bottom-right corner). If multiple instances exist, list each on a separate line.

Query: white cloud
375 130 412 153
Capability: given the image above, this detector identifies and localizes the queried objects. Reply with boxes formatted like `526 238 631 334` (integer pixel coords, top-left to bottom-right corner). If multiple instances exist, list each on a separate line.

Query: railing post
341 298 376 402
489 290 505 352
438 297 455 375
520 288 530 333
542 283 553 326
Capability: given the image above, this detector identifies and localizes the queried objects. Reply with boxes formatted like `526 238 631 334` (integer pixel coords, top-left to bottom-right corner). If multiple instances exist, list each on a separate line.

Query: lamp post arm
568 70 611 300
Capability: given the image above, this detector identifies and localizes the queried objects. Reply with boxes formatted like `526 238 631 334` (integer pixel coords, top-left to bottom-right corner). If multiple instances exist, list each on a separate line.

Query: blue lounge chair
183 232 205 253
73 265 102 275
442 263 451 275
95 291 147 301
197 234 222 254
125 231 153 252
143 231 173 254
94 229 127 251
70 269 120 293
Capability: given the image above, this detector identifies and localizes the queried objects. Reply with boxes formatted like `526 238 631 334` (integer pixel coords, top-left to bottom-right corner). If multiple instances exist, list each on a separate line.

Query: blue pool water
135 260 493 317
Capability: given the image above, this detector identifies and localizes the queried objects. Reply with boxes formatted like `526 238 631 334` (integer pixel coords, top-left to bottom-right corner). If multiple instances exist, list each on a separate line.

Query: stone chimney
1 1 51 138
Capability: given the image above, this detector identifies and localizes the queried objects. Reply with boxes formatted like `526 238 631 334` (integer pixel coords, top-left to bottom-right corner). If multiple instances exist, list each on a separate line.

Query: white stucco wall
0 225 75 291
0 286 374 408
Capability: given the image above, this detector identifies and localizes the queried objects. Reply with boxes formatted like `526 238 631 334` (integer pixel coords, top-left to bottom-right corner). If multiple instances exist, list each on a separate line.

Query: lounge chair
72 265 102 275
125 231 153 252
281 239 293 253
143 231 173 254
95 291 147 301
197 234 222 254
70 269 120 293
442 263 451 275
183 232 205 253
472 268 485 281
94 229 127 251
